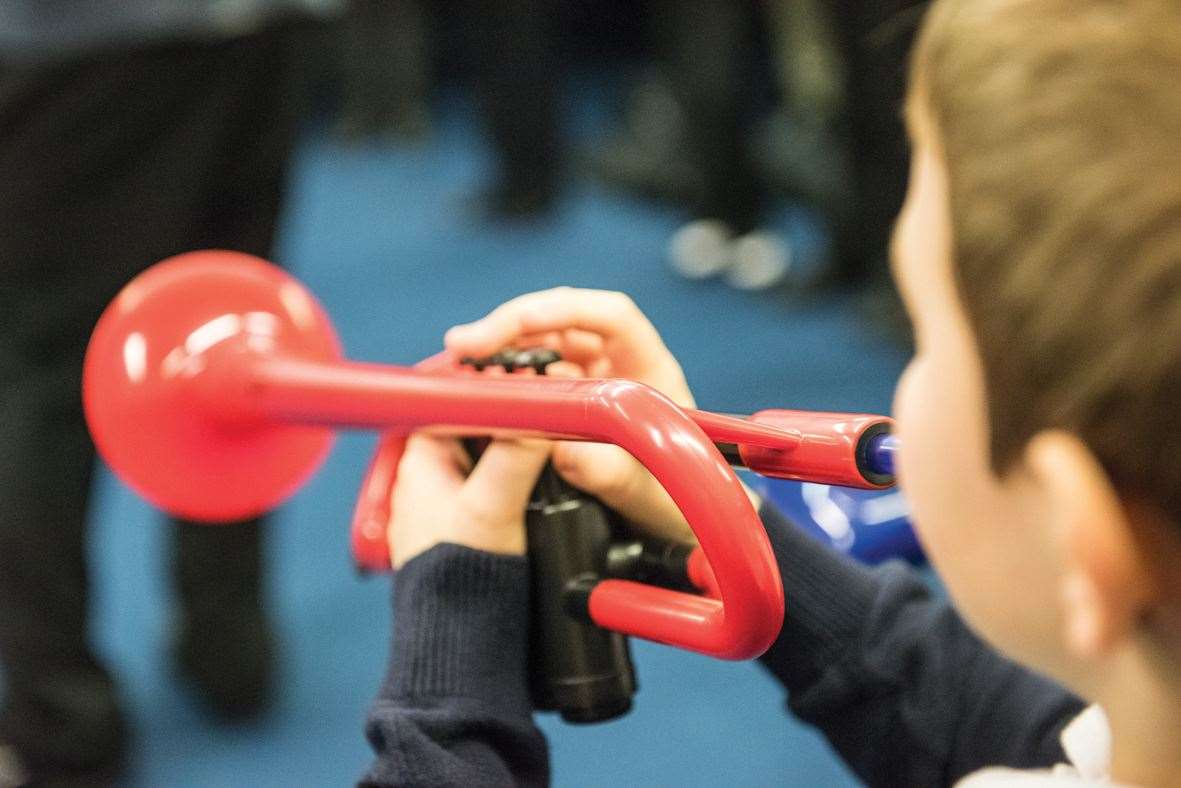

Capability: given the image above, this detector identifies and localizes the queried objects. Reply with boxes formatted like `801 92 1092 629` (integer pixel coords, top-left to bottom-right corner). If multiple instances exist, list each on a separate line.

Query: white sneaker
725 230 792 290
667 219 734 279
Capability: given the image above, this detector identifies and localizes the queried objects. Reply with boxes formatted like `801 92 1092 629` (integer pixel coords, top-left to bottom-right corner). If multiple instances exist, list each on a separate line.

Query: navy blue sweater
360 506 1085 787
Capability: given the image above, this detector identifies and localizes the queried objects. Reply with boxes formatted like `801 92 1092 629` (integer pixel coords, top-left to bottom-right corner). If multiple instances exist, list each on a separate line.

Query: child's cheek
892 355 961 558
893 344 1017 644
891 356 928 501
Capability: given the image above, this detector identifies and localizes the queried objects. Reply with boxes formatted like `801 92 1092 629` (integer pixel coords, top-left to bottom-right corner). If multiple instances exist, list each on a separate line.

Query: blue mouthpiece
864 432 898 478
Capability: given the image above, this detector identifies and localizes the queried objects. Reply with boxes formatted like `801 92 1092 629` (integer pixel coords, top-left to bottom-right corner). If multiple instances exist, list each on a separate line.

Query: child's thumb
552 442 638 506
463 439 551 520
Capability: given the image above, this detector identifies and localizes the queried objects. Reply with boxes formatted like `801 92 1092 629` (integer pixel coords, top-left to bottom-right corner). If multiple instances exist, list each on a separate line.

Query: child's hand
388 434 551 569
444 287 699 544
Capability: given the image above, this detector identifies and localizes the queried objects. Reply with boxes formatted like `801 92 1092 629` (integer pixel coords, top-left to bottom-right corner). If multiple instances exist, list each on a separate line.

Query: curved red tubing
249 356 784 659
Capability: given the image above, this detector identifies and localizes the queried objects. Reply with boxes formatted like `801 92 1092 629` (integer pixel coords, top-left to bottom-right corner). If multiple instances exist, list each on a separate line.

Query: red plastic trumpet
83 250 895 661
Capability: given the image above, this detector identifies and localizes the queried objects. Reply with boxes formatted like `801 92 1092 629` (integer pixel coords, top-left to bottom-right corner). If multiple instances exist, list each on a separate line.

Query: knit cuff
382 543 533 716
757 503 884 690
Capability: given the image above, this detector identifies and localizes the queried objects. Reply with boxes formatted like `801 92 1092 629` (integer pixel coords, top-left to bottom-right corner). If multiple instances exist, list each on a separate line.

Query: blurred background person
331 0 563 219
460 0 563 219
0 1 339 783
335 0 432 143
654 0 790 291
823 0 925 298
589 0 923 302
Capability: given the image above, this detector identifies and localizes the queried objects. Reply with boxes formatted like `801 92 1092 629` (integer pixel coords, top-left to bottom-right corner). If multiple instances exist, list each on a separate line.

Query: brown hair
914 0 1181 519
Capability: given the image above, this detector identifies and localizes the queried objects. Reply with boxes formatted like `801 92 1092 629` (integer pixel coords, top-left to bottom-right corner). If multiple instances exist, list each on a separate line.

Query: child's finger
552 441 694 543
395 433 467 491
551 442 640 509
586 357 614 379
445 288 670 367
511 331 563 351
461 438 552 522
389 434 471 568
513 328 604 368
557 328 606 366
448 439 475 474
544 360 587 379
446 288 696 408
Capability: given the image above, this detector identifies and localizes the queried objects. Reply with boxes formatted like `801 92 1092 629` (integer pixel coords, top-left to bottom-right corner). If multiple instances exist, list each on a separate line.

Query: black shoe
171 518 275 722
172 606 277 722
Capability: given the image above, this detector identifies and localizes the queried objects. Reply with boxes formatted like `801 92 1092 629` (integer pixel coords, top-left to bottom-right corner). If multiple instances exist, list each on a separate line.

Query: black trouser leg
0 325 124 772
828 0 927 284
465 0 561 201
0 25 301 770
339 0 431 136
168 27 303 718
650 0 765 233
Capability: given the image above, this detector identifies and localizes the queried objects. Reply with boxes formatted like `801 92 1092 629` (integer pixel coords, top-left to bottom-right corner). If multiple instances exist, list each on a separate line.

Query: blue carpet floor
88 98 908 786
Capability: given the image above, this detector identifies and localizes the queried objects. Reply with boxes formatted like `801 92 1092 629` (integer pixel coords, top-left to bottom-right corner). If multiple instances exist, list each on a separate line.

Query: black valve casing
526 466 636 723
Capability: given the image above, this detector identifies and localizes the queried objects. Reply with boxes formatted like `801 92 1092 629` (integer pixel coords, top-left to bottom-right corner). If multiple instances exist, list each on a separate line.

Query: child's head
891 0 1181 698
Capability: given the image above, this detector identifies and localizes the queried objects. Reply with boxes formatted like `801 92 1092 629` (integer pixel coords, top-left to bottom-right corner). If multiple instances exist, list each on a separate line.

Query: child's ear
1024 431 1157 658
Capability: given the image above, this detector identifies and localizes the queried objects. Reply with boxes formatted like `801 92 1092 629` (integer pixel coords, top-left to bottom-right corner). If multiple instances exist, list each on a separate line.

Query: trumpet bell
82 250 342 522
